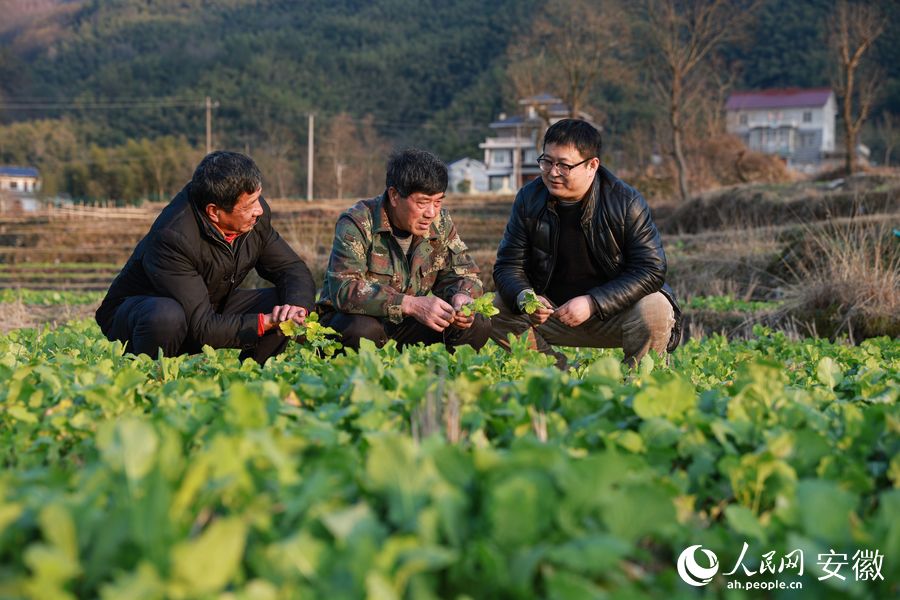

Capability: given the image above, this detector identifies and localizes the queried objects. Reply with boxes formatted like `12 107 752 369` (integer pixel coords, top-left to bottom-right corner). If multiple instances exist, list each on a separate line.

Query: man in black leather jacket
96 151 315 364
492 119 682 366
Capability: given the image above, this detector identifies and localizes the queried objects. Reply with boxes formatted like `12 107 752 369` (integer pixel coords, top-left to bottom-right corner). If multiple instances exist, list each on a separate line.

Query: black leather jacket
96 183 315 349
493 167 682 350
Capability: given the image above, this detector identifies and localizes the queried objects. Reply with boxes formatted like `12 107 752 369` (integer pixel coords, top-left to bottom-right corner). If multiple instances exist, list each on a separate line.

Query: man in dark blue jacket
492 119 681 367
96 151 315 364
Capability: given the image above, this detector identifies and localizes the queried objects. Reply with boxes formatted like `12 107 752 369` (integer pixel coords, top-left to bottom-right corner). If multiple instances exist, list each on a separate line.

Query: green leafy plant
457 293 500 317
279 311 342 356
521 290 546 314
0 318 896 598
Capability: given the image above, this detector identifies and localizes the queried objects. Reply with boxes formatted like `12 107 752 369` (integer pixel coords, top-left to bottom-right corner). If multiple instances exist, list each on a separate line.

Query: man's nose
423 203 437 218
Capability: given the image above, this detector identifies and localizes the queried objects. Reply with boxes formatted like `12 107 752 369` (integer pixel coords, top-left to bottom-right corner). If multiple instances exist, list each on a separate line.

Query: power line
0 97 497 130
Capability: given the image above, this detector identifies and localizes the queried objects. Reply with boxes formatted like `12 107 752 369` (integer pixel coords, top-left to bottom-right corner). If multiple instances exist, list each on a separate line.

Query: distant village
0 86 866 208
449 87 852 194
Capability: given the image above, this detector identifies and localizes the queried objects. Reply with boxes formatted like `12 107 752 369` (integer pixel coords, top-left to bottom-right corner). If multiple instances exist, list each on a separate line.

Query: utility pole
307 113 314 201
205 96 220 154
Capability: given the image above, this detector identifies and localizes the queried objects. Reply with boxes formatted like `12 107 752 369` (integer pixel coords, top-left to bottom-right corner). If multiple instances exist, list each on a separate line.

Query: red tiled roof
725 88 834 110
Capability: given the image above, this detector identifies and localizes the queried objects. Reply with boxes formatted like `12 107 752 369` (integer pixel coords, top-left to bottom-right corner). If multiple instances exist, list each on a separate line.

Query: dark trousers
105 288 288 364
322 312 491 352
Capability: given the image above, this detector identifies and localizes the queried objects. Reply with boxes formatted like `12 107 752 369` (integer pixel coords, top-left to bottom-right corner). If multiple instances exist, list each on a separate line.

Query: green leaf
225 382 270 429
816 357 843 389
6 404 37 423
458 293 500 318
521 290 544 314
486 471 555 548
603 483 675 543
546 534 631 576
279 319 302 337
171 517 247 595
796 479 856 544
98 418 159 482
632 373 696 422
322 503 378 544
725 505 767 543
544 569 606 600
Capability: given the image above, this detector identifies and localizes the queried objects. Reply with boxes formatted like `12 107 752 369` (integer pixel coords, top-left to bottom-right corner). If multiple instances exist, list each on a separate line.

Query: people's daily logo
677 545 719 586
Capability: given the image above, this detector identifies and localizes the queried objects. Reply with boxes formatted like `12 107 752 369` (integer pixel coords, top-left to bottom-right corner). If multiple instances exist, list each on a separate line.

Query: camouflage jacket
318 192 483 323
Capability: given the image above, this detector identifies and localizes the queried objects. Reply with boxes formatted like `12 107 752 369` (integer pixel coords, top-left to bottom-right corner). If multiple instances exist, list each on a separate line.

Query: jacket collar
372 191 439 240
187 183 240 245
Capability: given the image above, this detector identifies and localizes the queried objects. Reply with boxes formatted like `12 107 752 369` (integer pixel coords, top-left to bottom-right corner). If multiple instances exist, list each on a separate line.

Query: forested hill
0 0 537 158
0 0 898 201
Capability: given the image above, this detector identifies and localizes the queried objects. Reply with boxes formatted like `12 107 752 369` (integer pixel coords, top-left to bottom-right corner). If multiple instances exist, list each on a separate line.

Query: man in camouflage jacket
318 149 491 351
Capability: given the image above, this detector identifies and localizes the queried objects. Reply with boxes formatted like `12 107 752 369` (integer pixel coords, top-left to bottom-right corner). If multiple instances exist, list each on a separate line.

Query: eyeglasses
536 155 594 176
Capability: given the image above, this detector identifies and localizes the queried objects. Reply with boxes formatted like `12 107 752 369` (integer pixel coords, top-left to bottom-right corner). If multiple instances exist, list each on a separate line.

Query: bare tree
507 0 629 121
637 0 759 202
874 112 899 166
828 0 885 175
256 122 298 199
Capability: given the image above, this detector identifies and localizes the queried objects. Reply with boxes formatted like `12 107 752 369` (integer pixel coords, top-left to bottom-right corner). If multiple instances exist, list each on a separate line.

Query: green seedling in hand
521 290 546 314
279 312 342 356
279 319 303 337
458 293 500 318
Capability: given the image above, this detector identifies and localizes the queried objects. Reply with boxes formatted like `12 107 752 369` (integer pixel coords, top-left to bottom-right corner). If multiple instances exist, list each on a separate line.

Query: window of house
803 111 812 123
489 176 507 192
491 151 510 165
9 181 17 190
739 114 748 125
523 149 537 164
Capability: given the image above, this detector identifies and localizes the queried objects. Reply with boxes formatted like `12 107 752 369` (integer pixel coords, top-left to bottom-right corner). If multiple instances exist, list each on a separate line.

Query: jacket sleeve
431 216 483 302
324 216 404 318
143 229 259 349
586 191 667 320
492 191 533 312
253 207 316 312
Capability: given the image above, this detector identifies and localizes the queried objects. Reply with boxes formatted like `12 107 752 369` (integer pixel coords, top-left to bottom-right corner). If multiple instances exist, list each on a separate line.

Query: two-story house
0 166 41 194
479 94 595 193
725 88 836 170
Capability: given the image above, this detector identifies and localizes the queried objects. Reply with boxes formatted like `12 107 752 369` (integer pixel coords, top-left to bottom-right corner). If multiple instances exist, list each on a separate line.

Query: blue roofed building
0 166 41 194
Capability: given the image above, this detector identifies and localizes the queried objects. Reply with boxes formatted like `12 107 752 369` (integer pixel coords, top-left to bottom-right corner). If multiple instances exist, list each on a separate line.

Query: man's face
540 143 599 201
387 188 444 236
210 188 263 236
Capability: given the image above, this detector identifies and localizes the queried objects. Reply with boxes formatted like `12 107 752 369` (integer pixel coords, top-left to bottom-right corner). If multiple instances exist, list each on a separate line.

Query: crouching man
96 151 315 364
317 149 490 351
492 119 682 367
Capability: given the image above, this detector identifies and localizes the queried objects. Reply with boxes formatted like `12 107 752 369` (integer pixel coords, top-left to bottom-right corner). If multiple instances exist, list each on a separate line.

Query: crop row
0 321 896 598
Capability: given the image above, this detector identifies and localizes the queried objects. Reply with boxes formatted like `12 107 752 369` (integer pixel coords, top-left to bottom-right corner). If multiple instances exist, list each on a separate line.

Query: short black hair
191 151 262 211
543 119 602 161
385 148 448 197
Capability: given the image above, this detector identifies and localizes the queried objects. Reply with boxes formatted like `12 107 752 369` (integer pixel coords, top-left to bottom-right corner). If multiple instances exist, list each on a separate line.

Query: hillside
0 0 899 204
0 0 534 160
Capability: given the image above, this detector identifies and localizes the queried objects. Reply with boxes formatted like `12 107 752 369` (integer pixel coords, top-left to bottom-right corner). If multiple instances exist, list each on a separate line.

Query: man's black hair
385 148 448 197
542 119 603 161
191 151 262 212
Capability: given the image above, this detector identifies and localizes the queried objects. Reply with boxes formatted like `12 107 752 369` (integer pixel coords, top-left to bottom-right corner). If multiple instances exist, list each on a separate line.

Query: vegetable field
0 320 897 599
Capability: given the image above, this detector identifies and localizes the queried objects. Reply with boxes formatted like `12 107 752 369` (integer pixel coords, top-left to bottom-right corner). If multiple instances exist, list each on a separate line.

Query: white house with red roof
725 88 836 169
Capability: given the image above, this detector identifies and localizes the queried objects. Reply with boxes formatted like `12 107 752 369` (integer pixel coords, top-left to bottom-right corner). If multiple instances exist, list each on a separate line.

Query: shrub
779 222 900 339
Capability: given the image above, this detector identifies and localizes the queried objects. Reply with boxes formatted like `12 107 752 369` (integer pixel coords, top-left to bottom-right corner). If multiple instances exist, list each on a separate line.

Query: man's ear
204 203 219 223
387 187 399 207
